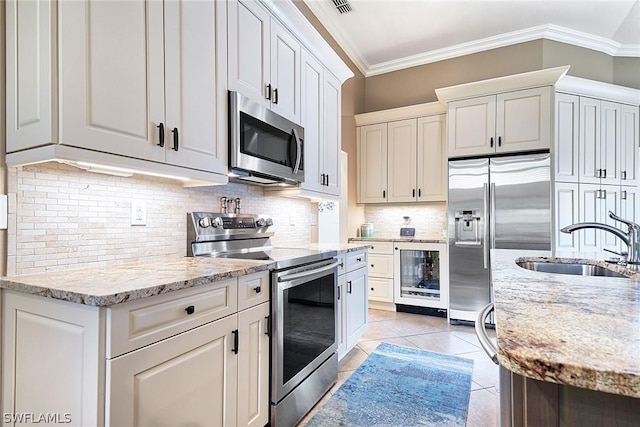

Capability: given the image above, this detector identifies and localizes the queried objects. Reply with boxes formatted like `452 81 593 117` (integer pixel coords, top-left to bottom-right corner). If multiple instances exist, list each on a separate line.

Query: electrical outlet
131 200 146 226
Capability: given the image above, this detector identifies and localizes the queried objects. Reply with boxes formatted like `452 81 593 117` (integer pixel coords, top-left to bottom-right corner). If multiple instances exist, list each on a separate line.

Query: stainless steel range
187 212 339 427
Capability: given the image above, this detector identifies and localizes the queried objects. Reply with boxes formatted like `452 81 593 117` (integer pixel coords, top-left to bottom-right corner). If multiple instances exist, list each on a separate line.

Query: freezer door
448 158 490 321
490 153 551 250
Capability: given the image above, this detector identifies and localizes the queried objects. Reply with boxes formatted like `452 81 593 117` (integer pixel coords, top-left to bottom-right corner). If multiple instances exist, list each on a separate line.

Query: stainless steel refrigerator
448 152 551 323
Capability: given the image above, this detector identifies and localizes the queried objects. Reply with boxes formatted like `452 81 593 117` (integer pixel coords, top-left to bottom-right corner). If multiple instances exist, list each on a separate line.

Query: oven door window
282 272 335 384
240 112 303 171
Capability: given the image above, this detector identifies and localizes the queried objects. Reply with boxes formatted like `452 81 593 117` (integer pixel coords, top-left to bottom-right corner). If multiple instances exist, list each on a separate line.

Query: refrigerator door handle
490 182 496 251
483 182 489 269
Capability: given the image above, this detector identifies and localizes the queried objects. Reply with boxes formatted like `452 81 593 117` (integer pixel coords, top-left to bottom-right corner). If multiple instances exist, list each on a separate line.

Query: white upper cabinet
358 123 388 203
417 115 447 201
356 103 447 204
7 0 228 182
620 104 639 187
299 49 341 198
554 93 580 183
228 0 301 124
387 119 418 202
447 87 552 158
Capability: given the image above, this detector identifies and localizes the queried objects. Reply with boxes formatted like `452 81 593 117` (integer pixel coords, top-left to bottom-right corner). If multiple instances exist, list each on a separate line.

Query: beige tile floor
299 308 498 426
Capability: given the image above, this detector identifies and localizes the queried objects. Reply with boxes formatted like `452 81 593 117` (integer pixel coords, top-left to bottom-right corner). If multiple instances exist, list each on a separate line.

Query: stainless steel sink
516 260 627 278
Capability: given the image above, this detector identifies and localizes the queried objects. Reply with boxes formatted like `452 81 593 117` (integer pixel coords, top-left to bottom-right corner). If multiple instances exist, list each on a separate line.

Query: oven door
271 259 339 403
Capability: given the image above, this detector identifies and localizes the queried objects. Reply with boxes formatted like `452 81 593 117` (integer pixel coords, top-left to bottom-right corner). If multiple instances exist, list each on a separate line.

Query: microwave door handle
291 128 302 174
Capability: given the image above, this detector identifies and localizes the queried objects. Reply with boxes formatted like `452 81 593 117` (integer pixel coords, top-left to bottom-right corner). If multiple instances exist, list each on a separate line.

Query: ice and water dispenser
454 209 482 246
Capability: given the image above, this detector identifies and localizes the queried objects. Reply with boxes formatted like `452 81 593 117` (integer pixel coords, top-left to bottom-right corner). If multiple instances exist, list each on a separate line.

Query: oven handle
277 261 340 283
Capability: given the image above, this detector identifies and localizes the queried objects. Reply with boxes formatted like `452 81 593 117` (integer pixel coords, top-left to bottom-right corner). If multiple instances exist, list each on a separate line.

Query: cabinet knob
185 305 195 315
356 257 362 262
370 287 374 291
370 264 374 268
253 286 261 294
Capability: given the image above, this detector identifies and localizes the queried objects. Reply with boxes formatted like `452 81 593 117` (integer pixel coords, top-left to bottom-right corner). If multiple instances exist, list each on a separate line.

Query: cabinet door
620 104 639 187
620 187 639 243
237 303 270 427
578 184 600 252
2 292 101 427
227 0 270 108
164 0 227 174
270 19 301 124
599 101 621 185
388 119 418 202
447 95 496 158
555 93 580 183
496 87 552 153
323 72 342 196
600 186 620 252
417 115 446 201
358 123 388 203
345 268 368 350
554 182 580 252
579 97 601 184
107 315 238 427
6 0 53 152
300 49 324 194
58 0 165 162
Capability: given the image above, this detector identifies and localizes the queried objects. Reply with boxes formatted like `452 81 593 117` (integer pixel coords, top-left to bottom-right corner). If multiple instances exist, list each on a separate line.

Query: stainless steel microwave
229 91 304 186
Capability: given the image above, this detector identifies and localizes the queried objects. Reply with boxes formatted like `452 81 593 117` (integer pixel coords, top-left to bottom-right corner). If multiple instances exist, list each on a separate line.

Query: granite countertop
349 236 447 244
492 249 640 398
0 243 371 307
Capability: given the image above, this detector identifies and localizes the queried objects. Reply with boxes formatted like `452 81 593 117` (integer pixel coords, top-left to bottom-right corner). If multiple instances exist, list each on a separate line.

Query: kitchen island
491 249 640 426
0 243 369 427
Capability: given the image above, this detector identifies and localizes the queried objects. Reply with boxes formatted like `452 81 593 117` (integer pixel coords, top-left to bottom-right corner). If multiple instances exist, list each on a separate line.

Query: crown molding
301 6 640 78
556 75 640 105
368 24 639 77
435 65 570 104
354 102 445 126
302 0 370 76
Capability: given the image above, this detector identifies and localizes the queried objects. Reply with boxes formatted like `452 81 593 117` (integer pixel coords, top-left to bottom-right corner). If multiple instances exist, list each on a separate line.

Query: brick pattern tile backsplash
8 163 313 275
364 204 447 239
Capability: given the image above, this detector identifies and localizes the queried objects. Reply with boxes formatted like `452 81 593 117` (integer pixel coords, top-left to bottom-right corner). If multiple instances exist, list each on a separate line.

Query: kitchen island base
502 367 640 427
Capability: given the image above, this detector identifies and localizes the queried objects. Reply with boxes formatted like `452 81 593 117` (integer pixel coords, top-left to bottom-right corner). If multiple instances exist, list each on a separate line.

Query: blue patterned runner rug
306 342 474 427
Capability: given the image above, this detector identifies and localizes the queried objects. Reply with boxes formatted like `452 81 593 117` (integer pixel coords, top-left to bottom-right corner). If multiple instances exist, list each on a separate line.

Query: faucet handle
604 247 628 257
608 211 640 230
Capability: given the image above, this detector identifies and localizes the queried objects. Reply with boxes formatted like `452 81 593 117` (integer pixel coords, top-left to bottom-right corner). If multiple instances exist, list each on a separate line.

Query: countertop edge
492 249 640 398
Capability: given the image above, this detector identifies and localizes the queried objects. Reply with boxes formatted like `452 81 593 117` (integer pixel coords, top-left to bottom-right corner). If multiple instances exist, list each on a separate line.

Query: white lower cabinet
2 271 270 427
337 250 369 360
367 242 395 309
107 315 239 426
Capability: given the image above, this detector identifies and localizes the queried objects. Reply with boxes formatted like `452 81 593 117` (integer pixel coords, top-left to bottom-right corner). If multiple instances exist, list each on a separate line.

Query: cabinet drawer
368 254 393 277
367 241 394 255
238 271 269 311
368 277 393 302
107 278 238 358
345 249 367 271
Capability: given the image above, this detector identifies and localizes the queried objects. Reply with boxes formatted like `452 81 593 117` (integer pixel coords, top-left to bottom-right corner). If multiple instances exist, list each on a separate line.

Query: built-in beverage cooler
393 242 448 310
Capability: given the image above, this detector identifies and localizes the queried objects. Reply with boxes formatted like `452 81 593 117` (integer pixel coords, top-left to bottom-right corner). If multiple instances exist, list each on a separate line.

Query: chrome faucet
561 211 640 264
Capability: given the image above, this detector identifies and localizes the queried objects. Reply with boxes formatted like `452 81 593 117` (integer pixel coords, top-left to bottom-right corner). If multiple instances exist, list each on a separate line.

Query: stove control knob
211 217 224 228
198 217 212 228
256 218 266 227
265 218 273 226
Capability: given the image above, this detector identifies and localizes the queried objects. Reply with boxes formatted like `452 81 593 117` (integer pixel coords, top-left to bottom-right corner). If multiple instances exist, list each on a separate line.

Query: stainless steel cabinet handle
475 303 498 365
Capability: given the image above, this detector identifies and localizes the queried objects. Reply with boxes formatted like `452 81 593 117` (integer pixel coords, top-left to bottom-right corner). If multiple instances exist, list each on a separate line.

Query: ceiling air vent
332 0 353 14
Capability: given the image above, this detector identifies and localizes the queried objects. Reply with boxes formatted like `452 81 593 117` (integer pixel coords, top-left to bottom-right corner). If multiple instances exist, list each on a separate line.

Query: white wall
7 162 314 275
